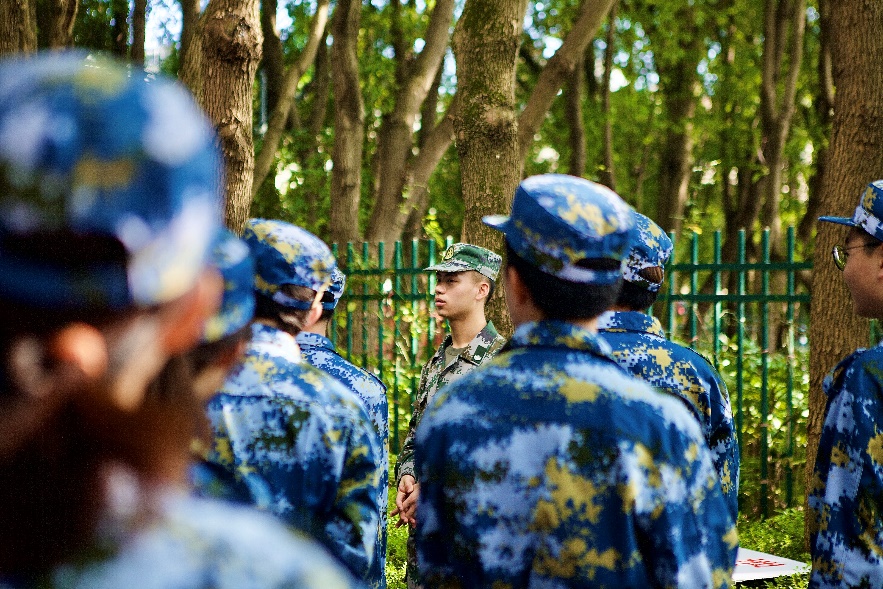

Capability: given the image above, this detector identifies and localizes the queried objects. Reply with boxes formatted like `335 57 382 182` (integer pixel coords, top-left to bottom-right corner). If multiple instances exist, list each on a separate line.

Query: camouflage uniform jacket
415 320 738 589
597 310 740 520
196 322 383 585
808 343 883 588
0 488 365 589
395 321 506 485
297 331 390 589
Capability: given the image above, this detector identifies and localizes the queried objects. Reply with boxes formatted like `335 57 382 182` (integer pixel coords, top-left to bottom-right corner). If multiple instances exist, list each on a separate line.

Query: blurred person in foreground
296 267 390 589
0 51 362 588
597 211 740 520
196 218 383 587
809 180 883 589
415 174 738 588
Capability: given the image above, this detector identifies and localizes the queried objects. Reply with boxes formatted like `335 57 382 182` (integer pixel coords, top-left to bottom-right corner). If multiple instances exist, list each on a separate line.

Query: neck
608 305 642 313
448 312 488 348
513 315 599 333
301 319 328 337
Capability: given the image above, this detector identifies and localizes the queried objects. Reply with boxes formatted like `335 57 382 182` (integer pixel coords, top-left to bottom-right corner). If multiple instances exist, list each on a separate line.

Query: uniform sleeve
809 357 883 589
325 400 384 585
706 368 740 522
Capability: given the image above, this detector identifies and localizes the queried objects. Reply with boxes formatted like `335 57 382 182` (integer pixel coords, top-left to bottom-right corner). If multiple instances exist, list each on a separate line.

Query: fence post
760 229 771 518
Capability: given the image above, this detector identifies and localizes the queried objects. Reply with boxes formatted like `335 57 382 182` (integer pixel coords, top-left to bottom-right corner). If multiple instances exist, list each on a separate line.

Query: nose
435 283 445 295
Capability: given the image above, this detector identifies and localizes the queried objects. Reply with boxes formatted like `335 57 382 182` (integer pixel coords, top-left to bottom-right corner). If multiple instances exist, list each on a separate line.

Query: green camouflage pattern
425 243 502 281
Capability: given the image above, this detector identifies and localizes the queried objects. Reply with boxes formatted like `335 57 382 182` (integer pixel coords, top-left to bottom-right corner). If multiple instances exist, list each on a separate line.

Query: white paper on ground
733 547 810 582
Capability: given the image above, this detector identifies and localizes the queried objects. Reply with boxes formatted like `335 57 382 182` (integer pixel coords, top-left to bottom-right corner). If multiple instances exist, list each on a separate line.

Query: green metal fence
329 227 811 518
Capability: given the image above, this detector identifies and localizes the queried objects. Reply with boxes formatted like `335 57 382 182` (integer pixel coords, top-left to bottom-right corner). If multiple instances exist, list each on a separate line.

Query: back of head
616 212 673 311
244 218 337 334
0 50 223 575
484 174 635 320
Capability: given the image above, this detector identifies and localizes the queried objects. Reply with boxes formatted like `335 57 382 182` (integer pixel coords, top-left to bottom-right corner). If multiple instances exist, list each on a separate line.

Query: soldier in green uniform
392 243 506 589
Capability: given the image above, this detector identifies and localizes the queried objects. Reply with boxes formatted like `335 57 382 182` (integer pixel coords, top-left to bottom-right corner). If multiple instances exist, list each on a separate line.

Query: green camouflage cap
425 243 502 281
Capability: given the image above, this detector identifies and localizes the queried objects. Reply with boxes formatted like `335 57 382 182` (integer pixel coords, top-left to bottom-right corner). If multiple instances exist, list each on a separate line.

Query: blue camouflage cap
425 243 502 281
203 230 255 344
819 180 883 241
243 218 336 311
322 266 346 311
623 212 673 292
483 174 635 284
0 51 222 310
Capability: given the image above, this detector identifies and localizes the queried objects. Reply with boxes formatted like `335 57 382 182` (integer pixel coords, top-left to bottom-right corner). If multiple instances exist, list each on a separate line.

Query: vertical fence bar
391 242 402 453
346 243 355 362
760 229 771 518
736 230 746 451
713 231 722 369
666 232 677 340
785 227 796 506
361 242 370 369
690 233 699 344
427 241 438 353
377 242 386 409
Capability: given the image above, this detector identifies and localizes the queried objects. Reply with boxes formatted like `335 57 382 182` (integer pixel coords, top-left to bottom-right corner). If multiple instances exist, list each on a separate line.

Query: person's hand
391 475 420 527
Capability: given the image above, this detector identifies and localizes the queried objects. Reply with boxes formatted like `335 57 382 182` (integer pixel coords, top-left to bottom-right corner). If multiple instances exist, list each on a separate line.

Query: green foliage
386 478 409 589
737 509 809 588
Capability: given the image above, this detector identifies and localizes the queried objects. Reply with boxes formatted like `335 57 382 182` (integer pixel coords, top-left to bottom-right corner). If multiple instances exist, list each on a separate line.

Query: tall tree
36 0 77 48
180 0 263 232
1 0 37 54
806 0 883 540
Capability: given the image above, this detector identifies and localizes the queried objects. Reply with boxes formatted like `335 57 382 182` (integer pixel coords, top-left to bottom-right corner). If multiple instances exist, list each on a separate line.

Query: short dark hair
254 284 316 336
505 242 621 320
615 268 663 311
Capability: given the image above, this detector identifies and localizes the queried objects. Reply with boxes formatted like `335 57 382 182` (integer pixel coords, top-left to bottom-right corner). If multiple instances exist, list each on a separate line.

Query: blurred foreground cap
203 230 255 343
0 51 223 310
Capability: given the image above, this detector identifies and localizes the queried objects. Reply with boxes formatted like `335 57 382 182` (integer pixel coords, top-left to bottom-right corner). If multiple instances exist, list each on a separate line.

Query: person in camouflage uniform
0 51 363 589
196 219 383 587
597 211 740 520
808 180 883 589
393 243 506 588
415 174 738 588
297 267 390 589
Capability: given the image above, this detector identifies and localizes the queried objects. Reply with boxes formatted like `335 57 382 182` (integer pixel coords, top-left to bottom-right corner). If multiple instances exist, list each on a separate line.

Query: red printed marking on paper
736 559 785 568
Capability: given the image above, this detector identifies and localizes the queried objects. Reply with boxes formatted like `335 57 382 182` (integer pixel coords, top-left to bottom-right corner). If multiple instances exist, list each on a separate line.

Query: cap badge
443 247 455 261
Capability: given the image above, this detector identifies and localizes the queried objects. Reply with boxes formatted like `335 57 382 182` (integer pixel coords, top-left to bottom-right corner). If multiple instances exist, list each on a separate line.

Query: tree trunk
329 0 364 244
1 0 37 55
179 0 201 77
364 0 456 244
252 0 330 196
260 0 284 114
188 0 263 232
598 2 616 191
564 50 586 177
131 0 146 66
454 0 530 338
36 0 76 48
652 6 702 234
111 0 128 58
806 0 883 545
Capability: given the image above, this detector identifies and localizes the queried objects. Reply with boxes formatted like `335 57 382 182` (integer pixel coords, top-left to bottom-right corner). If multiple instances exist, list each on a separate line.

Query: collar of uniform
295 331 334 352
438 320 502 366
510 320 615 359
597 310 665 338
251 321 302 363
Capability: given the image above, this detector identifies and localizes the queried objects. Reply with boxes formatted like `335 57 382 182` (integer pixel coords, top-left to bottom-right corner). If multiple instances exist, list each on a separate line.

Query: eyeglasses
832 242 879 271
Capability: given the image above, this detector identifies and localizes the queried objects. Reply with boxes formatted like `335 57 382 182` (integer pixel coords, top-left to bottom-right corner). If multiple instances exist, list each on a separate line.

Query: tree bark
260 0 284 114
516 0 616 164
565 50 586 177
252 0 330 196
1 0 37 55
186 0 263 232
36 0 76 48
454 0 530 338
364 0 456 244
110 0 128 58
598 1 617 191
179 0 201 77
131 0 147 66
806 0 883 545
329 0 364 244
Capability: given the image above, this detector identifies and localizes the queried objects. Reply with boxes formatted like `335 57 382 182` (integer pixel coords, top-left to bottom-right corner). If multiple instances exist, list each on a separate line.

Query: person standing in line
808 180 883 589
0 51 364 589
415 174 738 589
392 243 506 588
597 211 740 520
196 219 383 587
297 267 390 589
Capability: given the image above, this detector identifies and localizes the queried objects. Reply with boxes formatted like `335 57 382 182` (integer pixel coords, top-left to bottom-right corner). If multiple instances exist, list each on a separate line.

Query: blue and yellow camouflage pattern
808 343 883 588
297 330 390 589
243 219 337 310
196 323 383 586
598 310 740 520
0 51 222 311
483 174 634 285
622 212 673 292
203 230 255 344
415 320 738 588
0 488 365 589
819 180 883 241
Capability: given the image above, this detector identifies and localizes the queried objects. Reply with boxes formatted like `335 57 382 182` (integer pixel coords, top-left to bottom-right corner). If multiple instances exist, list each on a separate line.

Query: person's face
434 271 484 320
841 228 883 319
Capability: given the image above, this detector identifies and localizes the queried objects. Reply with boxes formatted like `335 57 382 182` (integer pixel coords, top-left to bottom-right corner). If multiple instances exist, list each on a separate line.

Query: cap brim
482 215 511 231
818 215 857 227
424 260 472 273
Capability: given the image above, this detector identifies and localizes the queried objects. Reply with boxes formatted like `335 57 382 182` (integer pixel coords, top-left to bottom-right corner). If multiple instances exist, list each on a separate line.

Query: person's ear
159 269 224 355
505 265 529 305
302 298 324 330
475 279 490 302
